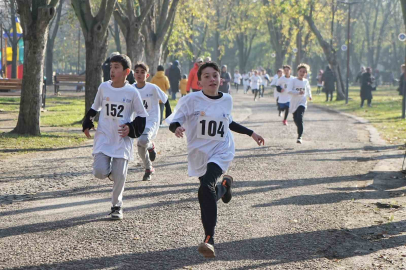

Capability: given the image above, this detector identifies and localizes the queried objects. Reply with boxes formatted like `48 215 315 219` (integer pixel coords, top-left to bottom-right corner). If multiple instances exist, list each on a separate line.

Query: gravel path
1 90 405 270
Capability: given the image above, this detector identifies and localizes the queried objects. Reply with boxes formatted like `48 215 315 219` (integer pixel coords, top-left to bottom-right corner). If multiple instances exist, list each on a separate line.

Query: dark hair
297 63 310 73
197 62 220 81
282 65 291 70
182 74 187 79
134 61 149 73
157 65 164 71
277 69 283 73
110 54 132 70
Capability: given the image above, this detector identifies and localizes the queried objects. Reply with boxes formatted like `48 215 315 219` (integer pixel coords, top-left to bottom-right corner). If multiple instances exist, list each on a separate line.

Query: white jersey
277 75 295 104
233 73 242 84
270 74 280 98
166 91 235 177
134 82 168 139
287 78 312 113
250 75 262 89
261 74 270 86
91 81 148 161
242 74 250 86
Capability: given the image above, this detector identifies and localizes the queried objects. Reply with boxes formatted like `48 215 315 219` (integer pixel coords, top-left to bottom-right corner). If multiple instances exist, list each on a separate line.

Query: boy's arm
82 86 103 133
307 80 312 99
287 81 300 95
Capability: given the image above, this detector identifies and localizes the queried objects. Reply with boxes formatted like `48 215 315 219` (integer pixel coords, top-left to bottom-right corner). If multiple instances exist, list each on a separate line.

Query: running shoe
283 120 288 125
142 167 155 181
221 175 233 204
198 236 215 258
297 137 302 144
109 206 123 220
148 143 157 162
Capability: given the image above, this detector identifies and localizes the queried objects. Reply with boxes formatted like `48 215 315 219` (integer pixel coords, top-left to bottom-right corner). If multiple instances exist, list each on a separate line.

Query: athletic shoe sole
221 175 233 204
110 214 123 220
198 243 215 258
148 144 157 162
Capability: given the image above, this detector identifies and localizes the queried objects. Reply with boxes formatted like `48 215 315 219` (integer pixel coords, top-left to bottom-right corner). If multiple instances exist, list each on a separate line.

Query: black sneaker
109 206 123 220
148 143 156 162
142 167 155 181
198 236 215 258
221 175 233 204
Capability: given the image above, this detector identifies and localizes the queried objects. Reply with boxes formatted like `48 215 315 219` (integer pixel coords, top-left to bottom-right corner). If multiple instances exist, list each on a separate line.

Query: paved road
1 90 405 269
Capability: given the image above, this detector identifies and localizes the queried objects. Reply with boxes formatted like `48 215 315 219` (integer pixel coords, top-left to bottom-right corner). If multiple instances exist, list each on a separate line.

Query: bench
54 74 85 94
0 79 22 92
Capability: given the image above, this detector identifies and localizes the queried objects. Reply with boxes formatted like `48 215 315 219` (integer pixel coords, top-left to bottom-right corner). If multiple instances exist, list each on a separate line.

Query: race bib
143 97 152 112
103 101 125 119
197 115 229 141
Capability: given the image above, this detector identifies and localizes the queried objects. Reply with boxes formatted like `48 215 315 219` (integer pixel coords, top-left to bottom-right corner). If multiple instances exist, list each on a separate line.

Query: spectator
219 65 231 94
204 56 211 63
316 69 323 95
361 67 374 108
355 66 365 85
168 60 181 100
398 64 406 96
180 74 188 97
321 66 336 102
151 65 171 125
186 57 203 93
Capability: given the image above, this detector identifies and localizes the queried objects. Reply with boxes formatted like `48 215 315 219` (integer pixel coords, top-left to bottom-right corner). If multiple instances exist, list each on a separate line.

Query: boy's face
284 68 291 76
134 67 150 83
110 62 130 82
297 68 307 79
254 71 258 75
277 71 282 77
198 67 220 91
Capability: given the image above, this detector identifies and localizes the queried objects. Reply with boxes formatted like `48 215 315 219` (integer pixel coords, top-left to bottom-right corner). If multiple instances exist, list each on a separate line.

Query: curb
311 104 405 192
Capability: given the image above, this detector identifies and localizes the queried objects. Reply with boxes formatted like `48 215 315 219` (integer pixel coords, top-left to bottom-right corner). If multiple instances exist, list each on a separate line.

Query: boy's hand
299 90 305 95
281 89 285 93
309 97 312 101
175 126 186 138
84 127 94 138
119 124 129 138
251 132 265 146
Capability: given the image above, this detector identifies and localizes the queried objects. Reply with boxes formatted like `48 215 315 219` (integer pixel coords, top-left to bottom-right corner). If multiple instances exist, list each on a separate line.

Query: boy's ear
125 68 131 76
197 80 202 87
146 73 150 79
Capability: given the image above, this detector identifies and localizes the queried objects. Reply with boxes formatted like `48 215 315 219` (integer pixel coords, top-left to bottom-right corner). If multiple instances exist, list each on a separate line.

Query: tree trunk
144 40 162 77
13 2 57 135
126 32 144 65
113 19 122 53
10 0 18 78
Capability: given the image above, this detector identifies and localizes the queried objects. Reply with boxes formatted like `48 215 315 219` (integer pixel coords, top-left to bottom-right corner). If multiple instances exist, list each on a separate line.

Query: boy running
82 54 148 220
287 64 312 144
276 65 294 125
260 70 270 97
133 62 172 181
167 62 265 258
270 69 283 116
250 70 262 101
242 71 250 94
233 70 242 92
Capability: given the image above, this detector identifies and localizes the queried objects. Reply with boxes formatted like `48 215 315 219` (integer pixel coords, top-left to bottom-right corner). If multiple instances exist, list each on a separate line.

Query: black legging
283 107 289 121
198 162 227 244
253 89 260 100
326 91 333 101
361 98 371 107
234 83 239 92
293 106 306 138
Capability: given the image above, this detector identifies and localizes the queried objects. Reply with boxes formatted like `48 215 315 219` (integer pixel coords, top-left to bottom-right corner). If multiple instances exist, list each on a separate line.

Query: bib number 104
199 119 225 137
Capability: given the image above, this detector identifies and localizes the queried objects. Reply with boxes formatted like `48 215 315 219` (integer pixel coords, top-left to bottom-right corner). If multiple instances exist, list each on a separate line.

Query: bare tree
113 0 154 65
12 0 58 135
45 0 64 85
71 0 117 114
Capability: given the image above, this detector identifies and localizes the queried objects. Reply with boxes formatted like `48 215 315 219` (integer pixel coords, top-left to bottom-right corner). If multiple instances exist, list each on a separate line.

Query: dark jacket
398 73 405 96
361 72 373 100
321 67 336 93
168 61 181 92
219 71 231 93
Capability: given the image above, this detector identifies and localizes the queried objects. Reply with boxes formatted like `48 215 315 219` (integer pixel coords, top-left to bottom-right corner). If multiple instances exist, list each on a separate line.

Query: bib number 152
105 103 124 118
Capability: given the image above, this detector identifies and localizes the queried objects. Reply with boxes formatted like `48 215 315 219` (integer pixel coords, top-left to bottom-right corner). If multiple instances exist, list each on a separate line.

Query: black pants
317 86 322 94
198 162 226 241
159 103 164 125
260 85 265 97
293 106 306 138
326 91 333 101
281 107 289 121
253 89 260 100
234 83 239 92
361 98 371 107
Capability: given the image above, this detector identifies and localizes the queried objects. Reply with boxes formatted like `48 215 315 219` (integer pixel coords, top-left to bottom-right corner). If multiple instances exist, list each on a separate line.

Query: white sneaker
198 242 215 258
297 137 302 144
109 206 123 220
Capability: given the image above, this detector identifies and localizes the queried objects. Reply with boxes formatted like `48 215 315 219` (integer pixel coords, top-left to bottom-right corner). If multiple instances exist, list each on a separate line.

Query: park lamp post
338 0 361 105
399 33 406 119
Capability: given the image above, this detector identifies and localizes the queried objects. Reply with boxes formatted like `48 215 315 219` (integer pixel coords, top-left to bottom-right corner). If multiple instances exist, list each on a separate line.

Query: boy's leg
159 103 164 125
137 128 153 170
93 153 112 179
284 107 289 121
296 106 305 138
111 158 129 207
198 162 225 243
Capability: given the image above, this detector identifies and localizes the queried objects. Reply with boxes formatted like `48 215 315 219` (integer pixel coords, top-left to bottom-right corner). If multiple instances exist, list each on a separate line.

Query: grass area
311 85 406 145
0 132 87 157
0 95 179 157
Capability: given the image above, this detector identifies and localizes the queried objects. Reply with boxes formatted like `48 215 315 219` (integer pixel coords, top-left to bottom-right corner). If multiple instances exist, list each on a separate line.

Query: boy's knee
93 166 109 179
137 135 150 148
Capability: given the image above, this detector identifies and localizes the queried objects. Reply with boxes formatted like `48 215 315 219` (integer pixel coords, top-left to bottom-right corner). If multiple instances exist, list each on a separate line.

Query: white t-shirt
287 78 312 113
134 82 168 139
91 81 148 161
242 74 250 86
270 74 280 98
250 75 262 89
277 75 295 104
233 73 242 84
261 74 270 86
166 91 235 177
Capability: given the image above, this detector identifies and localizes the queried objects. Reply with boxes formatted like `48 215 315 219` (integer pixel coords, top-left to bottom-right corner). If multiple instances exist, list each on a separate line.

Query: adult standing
186 57 203 93
321 66 336 102
398 64 406 96
168 60 181 100
219 65 231 94
204 56 211 63
360 67 374 108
